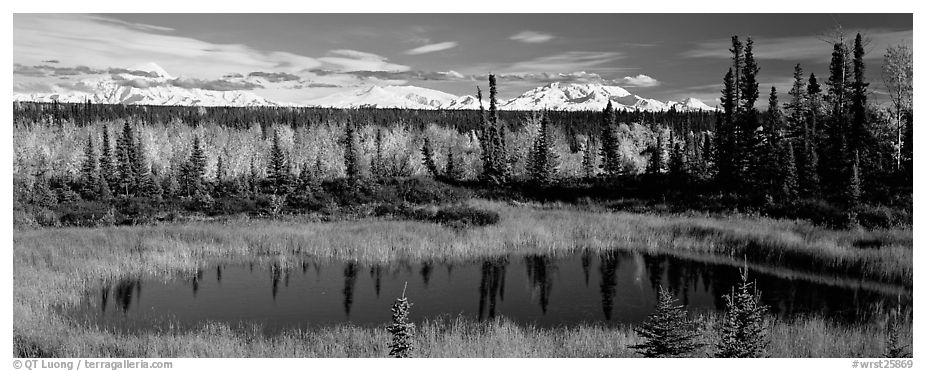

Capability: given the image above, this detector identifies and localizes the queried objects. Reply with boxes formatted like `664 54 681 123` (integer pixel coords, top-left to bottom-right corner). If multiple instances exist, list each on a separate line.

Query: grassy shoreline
13 200 912 357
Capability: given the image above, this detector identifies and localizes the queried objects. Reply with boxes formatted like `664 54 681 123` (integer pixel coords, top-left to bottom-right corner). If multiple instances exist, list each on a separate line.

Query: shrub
883 307 911 358
630 285 704 357
433 205 500 228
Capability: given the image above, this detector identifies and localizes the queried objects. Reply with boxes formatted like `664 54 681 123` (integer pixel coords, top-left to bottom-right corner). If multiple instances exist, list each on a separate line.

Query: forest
12 33 912 231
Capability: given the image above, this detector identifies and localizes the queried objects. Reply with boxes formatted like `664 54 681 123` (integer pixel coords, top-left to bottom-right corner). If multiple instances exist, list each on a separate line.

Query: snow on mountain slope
502 82 636 111
306 85 461 109
13 63 717 111
670 97 716 112
13 63 281 107
442 95 489 110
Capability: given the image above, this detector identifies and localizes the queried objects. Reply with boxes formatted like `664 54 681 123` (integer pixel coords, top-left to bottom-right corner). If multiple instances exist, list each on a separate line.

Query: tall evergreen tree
529 113 558 185
599 101 623 178
798 138 821 198
785 64 807 139
181 136 207 197
716 68 739 189
780 141 798 203
115 121 138 197
79 133 99 199
581 137 596 180
267 130 290 195
99 126 116 191
420 136 440 178
343 120 360 186
372 128 386 180
849 33 870 164
444 145 463 181
806 73 823 139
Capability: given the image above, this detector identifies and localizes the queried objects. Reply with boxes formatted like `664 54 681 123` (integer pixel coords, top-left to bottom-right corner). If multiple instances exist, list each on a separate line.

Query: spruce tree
387 283 415 358
849 33 870 166
668 140 687 187
343 120 360 186
717 68 739 190
116 121 137 197
267 130 289 195
785 64 807 138
99 126 116 191
715 265 769 358
846 151 862 209
529 113 558 185
798 138 821 198
181 136 207 197
79 133 99 199
372 128 385 180
445 145 463 181
581 137 596 180
883 307 911 358
599 101 623 179
630 286 704 358
780 141 798 203
420 136 440 178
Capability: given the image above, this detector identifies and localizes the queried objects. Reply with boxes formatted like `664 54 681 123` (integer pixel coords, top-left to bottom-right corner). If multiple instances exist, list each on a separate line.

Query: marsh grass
13 313 909 358
13 200 911 357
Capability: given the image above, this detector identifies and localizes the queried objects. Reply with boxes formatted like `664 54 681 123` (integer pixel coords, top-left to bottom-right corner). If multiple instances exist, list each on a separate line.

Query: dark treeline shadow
342 262 359 317
478 257 508 321
524 255 556 314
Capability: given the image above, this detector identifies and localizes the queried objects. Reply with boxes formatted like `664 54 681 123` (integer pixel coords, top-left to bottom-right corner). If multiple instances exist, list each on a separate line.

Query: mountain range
13 63 717 112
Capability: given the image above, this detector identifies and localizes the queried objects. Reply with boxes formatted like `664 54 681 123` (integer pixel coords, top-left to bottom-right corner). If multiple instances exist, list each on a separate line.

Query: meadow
13 200 912 357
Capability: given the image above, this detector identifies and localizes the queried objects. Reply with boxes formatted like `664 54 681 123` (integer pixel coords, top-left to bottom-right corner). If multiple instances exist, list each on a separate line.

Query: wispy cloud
620 74 660 87
404 41 459 55
682 29 912 61
318 49 409 72
504 51 627 74
510 31 555 44
247 71 301 83
14 14 322 78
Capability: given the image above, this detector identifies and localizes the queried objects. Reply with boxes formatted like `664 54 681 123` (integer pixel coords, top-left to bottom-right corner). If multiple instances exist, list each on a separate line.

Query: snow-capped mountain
13 63 282 107
14 64 716 111
305 85 460 110
500 82 714 112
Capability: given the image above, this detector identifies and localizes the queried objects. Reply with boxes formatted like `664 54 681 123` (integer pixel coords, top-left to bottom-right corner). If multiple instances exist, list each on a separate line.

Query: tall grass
13 200 911 357
14 314 907 358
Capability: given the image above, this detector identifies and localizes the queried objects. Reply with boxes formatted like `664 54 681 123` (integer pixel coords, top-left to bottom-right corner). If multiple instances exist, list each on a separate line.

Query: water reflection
78 250 911 335
343 262 359 316
478 257 508 320
524 255 555 314
598 251 620 321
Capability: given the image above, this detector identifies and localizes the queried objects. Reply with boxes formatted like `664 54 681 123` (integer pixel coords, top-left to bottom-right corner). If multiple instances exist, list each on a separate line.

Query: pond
67 250 911 335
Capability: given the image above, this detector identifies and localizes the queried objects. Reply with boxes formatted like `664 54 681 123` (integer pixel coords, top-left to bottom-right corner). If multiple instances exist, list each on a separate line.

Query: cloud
14 14 322 79
496 71 607 84
41 59 59 64
404 41 459 55
510 31 555 44
682 29 912 61
310 68 471 82
169 78 262 91
620 74 660 87
248 71 301 82
504 51 627 74
318 49 409 72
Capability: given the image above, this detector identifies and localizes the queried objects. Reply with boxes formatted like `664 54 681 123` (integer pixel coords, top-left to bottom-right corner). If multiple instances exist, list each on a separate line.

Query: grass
13 200 912 357
14 314 908 358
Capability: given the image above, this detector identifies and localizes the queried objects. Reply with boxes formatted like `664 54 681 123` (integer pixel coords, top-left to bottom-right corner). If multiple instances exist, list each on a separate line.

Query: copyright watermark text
13 359 173 371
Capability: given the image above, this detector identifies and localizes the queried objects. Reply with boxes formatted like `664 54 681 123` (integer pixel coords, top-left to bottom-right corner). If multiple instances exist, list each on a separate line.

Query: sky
13 13 913 105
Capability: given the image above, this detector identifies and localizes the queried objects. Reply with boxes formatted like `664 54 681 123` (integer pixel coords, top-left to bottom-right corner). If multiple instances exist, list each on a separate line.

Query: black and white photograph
8 7 918 367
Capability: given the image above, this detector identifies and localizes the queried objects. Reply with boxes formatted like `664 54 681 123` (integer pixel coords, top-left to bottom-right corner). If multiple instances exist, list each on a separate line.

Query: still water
68 250 910 335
